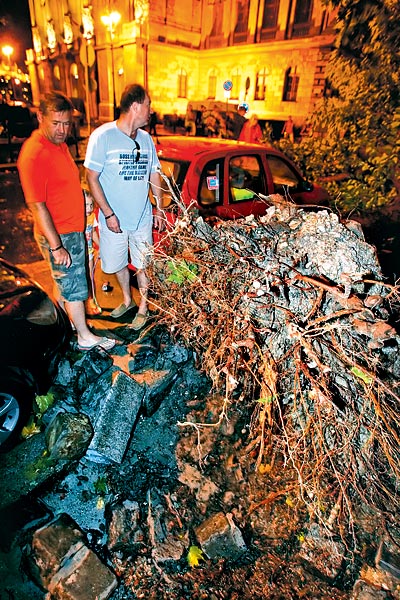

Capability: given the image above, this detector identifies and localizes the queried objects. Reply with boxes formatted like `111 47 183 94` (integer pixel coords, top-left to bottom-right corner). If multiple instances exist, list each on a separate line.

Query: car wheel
0 372 35 452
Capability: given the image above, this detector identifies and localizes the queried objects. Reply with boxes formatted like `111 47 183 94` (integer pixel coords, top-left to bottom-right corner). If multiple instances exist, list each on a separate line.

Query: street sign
223 80 233 91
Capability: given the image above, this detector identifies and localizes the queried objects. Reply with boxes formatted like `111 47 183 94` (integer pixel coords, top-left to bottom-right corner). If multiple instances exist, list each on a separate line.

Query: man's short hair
120 84 147 113
39 91 74 115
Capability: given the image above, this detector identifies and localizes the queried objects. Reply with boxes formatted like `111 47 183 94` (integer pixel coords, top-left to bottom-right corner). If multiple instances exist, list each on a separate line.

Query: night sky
0 0 33 69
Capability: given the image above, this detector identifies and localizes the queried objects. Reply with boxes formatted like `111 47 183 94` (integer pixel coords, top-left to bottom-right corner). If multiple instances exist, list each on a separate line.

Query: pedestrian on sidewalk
17 91 115 352
282 115 295 143
238 114 263 143
84 83 167 330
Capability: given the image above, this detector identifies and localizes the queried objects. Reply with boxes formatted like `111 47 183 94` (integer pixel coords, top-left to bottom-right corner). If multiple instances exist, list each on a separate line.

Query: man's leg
136 269 148 316
115 266 133 308
65 299 109 347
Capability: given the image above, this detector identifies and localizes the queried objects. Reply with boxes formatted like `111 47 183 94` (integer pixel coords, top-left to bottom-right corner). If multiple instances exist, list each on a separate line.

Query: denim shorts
36 231 88 302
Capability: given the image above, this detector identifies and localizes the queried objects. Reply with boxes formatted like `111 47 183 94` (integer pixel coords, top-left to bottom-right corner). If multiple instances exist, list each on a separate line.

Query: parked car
155 136 330 220
0 258 71 450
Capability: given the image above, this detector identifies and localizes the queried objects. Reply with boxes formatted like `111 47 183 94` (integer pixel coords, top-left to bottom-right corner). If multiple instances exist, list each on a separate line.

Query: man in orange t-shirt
17 91 115 352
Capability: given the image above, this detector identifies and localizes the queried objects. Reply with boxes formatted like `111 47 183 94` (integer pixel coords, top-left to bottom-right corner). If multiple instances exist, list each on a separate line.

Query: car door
196 152 270 219
264 152 328 205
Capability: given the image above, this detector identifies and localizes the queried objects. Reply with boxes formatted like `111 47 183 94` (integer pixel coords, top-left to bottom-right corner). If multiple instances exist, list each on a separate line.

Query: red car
155 136 329 220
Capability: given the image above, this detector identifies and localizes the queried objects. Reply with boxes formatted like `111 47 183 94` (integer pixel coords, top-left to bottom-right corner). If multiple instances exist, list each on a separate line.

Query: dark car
0 258 71 450
155 136 329 220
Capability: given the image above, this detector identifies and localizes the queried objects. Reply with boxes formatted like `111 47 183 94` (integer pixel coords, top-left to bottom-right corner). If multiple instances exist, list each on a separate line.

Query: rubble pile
149 200 400 536
1 199 400 599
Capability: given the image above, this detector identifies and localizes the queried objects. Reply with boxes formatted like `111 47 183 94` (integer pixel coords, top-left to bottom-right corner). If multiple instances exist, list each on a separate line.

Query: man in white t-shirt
84 84 165 330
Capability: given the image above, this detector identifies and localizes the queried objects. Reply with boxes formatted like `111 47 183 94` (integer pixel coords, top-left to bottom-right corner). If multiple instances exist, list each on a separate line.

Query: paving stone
194 511 247 561
297 523 345 581
107 500 144 553
27 514 117 599
131 367 178 416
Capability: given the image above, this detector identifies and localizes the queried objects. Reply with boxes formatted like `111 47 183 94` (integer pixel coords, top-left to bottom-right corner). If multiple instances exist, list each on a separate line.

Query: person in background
83 182 102 316
238 114 263 143
184 103 196 136
282 115 295 142
84 83 166 330
17 91 115 351
230 105 247 139
148 110 158 136
300 117 313 140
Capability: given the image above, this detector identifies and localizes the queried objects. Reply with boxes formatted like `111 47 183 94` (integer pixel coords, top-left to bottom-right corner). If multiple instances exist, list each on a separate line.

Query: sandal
129 313 148 331
77 337 116 352
110 300 136 319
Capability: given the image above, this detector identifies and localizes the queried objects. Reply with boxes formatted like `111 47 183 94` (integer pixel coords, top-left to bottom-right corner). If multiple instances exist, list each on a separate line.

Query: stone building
25 0 337 127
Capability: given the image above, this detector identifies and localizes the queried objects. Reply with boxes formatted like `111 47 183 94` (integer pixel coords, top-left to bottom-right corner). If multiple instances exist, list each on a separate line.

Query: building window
262 0 279 28
282 67 299 102
255 68 267 100
178 69 187 98
292 0 313 37
231 69 240 100
208 73 217 99
233 0 249 43
294 0 313 24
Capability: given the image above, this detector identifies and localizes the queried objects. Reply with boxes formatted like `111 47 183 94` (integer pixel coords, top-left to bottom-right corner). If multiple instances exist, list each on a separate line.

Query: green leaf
35 392 55 416
350 366 373 385
93 476 108 495
166 259 198 285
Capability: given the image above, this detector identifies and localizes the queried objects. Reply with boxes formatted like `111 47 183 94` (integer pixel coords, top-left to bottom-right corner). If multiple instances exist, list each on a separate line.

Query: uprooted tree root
147 199 400 545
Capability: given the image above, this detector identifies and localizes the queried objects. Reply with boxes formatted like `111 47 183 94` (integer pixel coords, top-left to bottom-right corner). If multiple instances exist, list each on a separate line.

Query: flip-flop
129 313 148 331
110 300 136 319
77 337 116 352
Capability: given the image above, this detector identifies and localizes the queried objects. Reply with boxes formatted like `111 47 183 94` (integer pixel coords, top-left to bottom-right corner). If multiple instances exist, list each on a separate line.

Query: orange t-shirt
17 129 84 234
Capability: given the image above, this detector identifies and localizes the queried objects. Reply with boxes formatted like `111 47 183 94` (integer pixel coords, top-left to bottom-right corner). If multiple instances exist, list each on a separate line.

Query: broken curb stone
86 370 145 464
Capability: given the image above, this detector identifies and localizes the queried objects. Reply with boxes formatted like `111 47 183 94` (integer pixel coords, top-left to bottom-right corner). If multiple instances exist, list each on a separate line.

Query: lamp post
2 45 14 68
101 11 121 120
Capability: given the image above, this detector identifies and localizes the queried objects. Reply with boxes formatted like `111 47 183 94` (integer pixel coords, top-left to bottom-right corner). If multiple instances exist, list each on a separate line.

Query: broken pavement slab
85 370 145 465
27 513 117 599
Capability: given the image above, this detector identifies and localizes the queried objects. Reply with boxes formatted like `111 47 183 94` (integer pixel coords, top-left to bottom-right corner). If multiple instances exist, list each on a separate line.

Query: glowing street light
101 11 121 120
2 45 14 68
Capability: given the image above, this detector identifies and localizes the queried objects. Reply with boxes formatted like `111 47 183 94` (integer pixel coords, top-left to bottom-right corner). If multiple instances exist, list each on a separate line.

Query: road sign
223 80 233 92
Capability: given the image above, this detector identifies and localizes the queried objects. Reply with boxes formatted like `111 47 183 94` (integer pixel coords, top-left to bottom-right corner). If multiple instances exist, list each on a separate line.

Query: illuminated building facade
25 0 337 125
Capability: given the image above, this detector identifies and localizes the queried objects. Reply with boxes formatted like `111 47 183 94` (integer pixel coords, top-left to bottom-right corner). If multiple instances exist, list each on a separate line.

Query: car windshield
159 158 190 205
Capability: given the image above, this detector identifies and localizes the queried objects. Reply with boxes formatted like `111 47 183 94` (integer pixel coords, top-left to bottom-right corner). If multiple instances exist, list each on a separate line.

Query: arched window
178 68 187 98
208 72 217 99
282 67 299 102
231 68 241 100
255 68 267 100
53 65 62 91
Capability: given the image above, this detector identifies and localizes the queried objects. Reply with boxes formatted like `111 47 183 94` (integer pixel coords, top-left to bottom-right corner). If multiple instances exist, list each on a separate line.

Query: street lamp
2 45 14 68
101 11 121 120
